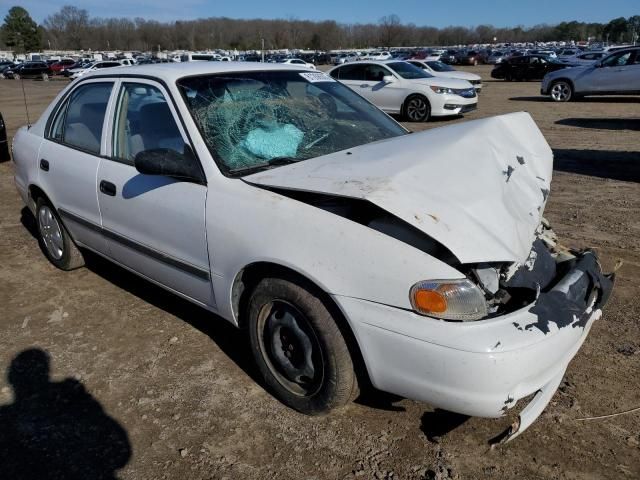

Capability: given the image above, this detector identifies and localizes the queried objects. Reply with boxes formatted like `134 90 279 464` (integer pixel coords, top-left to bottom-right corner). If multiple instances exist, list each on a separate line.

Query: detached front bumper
334 251 613 440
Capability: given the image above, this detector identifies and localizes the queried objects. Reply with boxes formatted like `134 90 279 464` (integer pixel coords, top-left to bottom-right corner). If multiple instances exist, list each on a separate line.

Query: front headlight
410 279 488 321
430 85 455 94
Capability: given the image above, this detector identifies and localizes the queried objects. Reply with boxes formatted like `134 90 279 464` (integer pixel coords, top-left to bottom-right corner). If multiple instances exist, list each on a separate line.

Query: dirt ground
0 66 638 480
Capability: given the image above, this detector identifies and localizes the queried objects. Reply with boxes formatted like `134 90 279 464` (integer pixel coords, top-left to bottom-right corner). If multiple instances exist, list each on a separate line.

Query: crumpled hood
244 112 553 264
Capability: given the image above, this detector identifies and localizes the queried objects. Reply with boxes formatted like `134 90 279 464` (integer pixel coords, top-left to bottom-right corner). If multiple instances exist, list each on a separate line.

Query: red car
50 59 76 75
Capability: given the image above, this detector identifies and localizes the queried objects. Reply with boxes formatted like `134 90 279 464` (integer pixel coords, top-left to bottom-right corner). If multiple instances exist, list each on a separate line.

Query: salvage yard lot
0 65 638 479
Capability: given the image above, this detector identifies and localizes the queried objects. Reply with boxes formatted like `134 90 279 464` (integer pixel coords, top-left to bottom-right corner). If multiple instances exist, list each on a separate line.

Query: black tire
36 198 85 270
403 94 431 122
505 72 512 82
549 80 573 102
247 277 358 415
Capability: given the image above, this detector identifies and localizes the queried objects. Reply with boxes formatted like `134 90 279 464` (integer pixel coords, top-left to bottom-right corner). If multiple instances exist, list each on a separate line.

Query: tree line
1 5 639 53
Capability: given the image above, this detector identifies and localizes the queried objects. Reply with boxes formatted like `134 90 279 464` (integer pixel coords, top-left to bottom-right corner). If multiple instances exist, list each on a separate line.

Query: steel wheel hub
260 300 323 396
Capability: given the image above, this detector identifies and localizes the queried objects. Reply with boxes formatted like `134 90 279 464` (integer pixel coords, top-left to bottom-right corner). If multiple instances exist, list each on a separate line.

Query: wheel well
232 262 371 389
28 184 50 210
550 78 574 90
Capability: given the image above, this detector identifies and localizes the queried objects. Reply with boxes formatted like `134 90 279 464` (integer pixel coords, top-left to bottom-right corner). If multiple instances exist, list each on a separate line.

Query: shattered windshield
178 70 407 176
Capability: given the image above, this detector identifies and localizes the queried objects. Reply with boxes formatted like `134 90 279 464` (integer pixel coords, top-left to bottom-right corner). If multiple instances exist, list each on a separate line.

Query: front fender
206 180 464 324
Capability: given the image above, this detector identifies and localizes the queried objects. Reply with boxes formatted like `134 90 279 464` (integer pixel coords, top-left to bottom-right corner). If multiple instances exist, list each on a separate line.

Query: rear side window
49 82 113 154
333 64 366 81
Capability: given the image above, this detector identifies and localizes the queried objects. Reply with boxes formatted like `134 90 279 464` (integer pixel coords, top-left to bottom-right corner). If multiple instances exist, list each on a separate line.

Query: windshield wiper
229 156 301 176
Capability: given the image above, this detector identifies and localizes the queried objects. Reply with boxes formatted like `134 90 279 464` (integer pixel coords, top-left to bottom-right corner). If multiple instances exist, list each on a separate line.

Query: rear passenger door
38 80 115 253
97 79 214 306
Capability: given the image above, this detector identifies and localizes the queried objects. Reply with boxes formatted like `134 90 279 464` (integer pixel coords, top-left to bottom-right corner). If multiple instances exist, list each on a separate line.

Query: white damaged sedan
12 62 613 442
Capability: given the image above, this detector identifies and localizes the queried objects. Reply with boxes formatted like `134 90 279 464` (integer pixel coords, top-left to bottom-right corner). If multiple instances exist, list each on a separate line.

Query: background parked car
560 51 607 66
441 49 459 64
0 61 16 78
280 58 316 69
456 50 481 66
69 60 123 79
4 61 53 80
491 55 568 81
50 59 76 75
329 60 477 122
408 60 483 91
556 48 581 61
541 47 640 101
487 51 507 64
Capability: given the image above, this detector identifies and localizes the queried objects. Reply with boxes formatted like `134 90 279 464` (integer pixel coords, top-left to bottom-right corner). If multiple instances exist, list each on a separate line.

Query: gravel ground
0 66 638 479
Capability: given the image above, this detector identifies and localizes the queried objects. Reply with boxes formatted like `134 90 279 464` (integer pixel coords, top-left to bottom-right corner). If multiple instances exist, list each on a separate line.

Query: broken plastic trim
490 370 565 446
525 250 615 334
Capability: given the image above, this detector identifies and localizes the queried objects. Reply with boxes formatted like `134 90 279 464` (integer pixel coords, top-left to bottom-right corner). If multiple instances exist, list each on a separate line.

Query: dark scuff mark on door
503 165 515 182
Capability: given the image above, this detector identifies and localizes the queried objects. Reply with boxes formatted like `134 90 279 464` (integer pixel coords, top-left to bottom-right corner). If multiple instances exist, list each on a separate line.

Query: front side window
178 71 406 176
427 61 453 72
388 62 431 79
364 65 392 82
49 82 113 154
602 51 632 67
112 83 187 163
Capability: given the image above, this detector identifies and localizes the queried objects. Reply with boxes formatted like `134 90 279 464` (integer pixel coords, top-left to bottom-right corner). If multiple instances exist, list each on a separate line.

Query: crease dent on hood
244 112 553 264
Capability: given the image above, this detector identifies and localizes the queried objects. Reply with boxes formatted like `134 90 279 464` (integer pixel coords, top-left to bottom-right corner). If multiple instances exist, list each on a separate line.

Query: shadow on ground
420 409 470 443
0 348 131 480
553 149 640 183
555 118 640 131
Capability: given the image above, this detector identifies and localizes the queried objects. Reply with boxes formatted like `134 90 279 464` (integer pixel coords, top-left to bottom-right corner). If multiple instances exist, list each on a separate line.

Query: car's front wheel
404 94 431 122
550 80 573 102
247 277 358 415
36 198 85 270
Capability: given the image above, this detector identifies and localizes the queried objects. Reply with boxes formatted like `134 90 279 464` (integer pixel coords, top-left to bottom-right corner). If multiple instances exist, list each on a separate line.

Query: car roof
80 61 307 82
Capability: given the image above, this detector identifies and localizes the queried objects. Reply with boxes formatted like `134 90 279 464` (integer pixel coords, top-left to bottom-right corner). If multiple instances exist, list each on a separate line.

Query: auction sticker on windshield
299 72 335 83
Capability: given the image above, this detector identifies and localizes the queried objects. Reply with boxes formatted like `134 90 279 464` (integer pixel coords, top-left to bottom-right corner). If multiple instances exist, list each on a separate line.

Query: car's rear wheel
404 94 431 122
36 198 85 270
247 277 358 415
550 80 573 102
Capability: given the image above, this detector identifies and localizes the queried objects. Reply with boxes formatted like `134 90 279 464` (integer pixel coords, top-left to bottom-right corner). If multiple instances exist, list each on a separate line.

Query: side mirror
134 147 203 183
382 75 396 83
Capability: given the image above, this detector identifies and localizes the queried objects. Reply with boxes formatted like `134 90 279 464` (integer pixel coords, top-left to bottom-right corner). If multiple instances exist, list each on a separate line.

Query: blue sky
2 0 637 27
